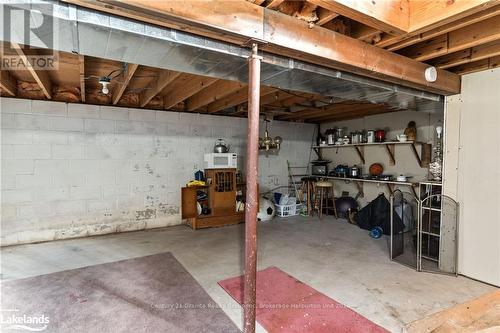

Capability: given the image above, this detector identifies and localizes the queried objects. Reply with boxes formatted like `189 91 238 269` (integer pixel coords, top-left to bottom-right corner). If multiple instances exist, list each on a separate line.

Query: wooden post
243 43 261 333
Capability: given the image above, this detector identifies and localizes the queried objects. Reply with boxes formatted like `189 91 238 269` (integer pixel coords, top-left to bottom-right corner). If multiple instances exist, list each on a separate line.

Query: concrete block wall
1 98 315 246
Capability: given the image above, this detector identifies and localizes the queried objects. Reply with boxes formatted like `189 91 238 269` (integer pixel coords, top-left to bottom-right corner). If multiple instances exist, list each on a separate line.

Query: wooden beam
267 92 320 108
266 0 286 9
64 0 460 95
308 0 409 35
400 34 449 62
0 70 17 96
257 89 293 106
300 103 387 121
432 40 500 69
11 43 52 99
185 80 245 111
312 105 396 122
139 70 180 107
78 55 86 102
315 6 339 26
401 16 500 62
207 86 277 114
451 55 500 75
233 89 295 114
278 102 374 120
112 63 138 105
163 75 217 109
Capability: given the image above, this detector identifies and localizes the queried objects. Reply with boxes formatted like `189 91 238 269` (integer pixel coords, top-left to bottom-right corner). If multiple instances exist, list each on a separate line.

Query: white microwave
204 153 237 169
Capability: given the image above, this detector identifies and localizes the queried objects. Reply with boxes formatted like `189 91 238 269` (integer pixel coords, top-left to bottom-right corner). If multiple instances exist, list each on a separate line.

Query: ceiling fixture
258 117 283 152
98 76 111 95
424 66 438 83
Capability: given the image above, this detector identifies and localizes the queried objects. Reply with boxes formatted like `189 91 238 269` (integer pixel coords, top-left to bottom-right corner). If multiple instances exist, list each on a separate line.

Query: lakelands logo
1 1 59 70
1 310 50 331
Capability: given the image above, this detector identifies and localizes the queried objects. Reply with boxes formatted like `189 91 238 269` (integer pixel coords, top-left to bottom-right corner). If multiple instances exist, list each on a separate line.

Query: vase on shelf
429 126 443 181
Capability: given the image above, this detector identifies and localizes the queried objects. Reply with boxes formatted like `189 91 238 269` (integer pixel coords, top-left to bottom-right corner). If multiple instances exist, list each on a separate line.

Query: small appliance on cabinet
181 168 245 229
204 153 237 169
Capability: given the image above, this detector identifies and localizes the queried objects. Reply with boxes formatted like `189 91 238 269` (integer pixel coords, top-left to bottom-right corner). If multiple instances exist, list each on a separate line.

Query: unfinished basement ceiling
1 1 445 121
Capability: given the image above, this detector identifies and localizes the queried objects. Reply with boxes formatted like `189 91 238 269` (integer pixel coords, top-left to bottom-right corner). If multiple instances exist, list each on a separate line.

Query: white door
444 68 500 286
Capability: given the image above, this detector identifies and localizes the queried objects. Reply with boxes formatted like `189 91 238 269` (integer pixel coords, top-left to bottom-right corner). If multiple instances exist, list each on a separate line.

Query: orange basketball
369 163 384 176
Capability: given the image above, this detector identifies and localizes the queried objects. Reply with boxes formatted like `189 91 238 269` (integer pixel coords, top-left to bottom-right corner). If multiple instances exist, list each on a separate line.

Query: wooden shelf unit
325 175 420 198
181 168 244 230
312 141 430 168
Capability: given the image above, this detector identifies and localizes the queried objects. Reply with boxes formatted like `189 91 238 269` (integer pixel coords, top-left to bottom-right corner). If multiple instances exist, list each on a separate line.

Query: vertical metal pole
243 43 261 333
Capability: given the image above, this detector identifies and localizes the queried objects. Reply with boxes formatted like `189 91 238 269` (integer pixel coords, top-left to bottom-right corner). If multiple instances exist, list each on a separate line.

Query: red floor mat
219 266 388 333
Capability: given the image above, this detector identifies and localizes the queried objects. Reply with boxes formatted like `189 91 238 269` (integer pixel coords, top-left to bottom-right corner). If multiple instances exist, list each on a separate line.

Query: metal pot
349 165 361 178
351 132 362 144
214 138 230 153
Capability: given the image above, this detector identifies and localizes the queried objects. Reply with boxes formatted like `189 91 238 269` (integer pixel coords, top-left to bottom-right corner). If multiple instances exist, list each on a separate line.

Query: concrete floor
1 216 496 332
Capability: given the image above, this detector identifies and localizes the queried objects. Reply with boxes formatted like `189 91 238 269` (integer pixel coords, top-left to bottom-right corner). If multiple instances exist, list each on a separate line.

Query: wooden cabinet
181 168 245 230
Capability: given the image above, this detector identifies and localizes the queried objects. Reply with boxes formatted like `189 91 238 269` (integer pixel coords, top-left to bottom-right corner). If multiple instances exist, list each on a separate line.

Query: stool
314 180 338 219
301 176 317 216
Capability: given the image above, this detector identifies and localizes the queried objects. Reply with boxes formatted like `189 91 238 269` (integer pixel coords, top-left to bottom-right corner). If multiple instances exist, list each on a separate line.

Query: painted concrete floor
1 216 496 332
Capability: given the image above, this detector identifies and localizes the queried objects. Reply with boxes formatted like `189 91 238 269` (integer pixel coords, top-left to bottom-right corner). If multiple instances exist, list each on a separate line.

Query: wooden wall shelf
313 141 430 168
325 175 420 198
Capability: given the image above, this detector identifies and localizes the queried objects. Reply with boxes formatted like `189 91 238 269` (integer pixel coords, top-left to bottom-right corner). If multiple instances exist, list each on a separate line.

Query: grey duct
0 0 443 113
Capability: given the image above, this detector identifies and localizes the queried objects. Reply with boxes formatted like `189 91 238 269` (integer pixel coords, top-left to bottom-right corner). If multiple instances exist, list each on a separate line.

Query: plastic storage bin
274 203 301 217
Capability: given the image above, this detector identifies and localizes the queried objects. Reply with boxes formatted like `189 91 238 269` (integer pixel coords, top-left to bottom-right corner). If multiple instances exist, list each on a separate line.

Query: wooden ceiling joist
206 86 278 114
0 70 17 96
315 6 339 26
297 103 386 122
277 102 371 121
112 63 138 105
139 69 180 107
451 55 500 75
11 43 52 99
247 0 266 5
266 0 286 9
78 55 86 102
318 106 396 123
64 0 460 95
432 40 500 69
350 22 381 41
185 80 245 112
401 15 500 62
293 102 389 122
163 75 217 109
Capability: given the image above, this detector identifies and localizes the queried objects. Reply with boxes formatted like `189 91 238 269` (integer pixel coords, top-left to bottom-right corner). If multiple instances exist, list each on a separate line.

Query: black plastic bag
355 193 404 235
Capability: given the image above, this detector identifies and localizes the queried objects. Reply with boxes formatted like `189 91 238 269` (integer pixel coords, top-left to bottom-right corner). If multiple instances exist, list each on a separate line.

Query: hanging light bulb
99 77 111 95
